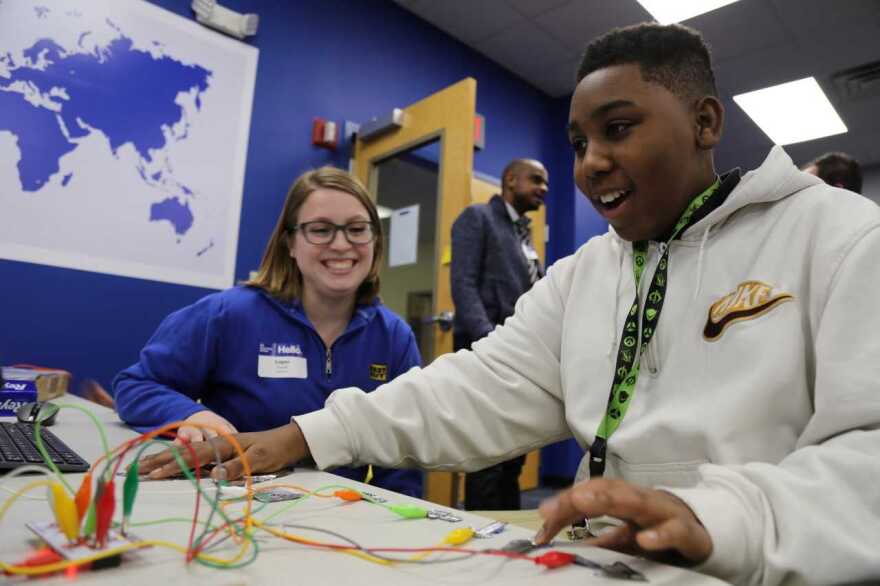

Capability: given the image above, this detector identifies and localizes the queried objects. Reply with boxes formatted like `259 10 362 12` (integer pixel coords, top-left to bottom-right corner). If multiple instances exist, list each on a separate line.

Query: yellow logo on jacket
369 363 388 381
704 280 793 341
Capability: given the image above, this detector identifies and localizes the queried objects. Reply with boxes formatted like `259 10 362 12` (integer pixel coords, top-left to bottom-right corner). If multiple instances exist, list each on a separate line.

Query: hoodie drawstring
606 240 625 358
693 225 712 301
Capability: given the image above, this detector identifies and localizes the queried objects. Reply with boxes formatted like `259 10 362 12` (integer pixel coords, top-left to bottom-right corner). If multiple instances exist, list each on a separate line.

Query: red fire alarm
474 113 485 150
312 118 339 149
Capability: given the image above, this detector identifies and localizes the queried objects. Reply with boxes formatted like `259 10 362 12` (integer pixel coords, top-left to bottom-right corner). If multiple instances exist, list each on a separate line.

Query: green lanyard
589 179 721 479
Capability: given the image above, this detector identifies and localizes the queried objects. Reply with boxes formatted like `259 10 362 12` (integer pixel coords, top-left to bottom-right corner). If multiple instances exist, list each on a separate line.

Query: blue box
0 379 38 417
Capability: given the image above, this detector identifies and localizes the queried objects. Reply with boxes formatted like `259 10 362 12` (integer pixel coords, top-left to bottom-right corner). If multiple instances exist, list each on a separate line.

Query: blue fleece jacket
112 286 422 497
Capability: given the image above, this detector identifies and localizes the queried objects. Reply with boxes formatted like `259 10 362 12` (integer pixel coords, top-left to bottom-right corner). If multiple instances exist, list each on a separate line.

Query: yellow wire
0 476 253 574
0 426 414 574
0 479 53 525
0 538 247 575
407 527 475 562
249 518 391 566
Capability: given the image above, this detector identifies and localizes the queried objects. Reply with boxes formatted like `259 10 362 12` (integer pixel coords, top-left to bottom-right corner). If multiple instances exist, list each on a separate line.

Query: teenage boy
141 23 880 585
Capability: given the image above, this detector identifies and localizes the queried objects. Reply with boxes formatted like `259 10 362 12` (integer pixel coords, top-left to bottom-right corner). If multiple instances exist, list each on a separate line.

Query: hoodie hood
680 145 824 242
603 146 825 246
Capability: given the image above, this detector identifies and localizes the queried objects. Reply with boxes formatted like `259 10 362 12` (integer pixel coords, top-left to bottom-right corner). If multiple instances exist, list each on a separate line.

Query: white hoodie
296 147 880 585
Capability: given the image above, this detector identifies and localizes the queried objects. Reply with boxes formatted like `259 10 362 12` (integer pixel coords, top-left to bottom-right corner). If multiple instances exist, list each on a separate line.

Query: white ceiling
392 0 880 170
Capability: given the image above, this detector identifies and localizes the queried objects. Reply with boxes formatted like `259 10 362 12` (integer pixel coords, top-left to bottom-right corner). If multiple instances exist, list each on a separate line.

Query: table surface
0 396 728 585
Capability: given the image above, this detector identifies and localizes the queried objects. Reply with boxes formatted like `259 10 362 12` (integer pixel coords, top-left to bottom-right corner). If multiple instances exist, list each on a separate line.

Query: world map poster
0 0 258 288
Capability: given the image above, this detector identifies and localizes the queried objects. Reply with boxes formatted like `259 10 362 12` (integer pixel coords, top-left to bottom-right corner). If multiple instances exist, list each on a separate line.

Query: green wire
127 440 234 554
126 439 268 562
24 412 260 570
32 403 112 493
117 517 261 569
196 528 260 569
122 459 139 527
125 502 268 529
260 482 365 524
256 495 310 523
127 516 216 528
308 484 428 519
70 433 433 570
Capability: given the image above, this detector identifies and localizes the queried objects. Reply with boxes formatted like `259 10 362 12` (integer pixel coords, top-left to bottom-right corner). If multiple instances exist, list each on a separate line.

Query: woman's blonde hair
244 166 383 304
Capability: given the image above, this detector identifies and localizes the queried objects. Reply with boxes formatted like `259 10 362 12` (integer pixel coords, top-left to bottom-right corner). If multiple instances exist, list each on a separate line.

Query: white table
0 396 728 585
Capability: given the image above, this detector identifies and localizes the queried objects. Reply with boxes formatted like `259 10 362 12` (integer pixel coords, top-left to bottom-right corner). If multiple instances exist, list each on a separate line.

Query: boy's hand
140 422 310 480
534 478 712 564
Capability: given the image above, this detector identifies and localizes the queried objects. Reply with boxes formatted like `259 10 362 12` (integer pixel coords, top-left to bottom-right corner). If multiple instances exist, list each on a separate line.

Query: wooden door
353 79 475 506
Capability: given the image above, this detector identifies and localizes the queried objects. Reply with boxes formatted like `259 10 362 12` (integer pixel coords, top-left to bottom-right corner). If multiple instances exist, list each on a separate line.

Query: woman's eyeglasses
293 221 376 245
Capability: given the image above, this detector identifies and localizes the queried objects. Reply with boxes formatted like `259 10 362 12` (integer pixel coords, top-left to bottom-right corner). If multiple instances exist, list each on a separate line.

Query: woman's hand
174 410 238 445
534 478 713 565
140 422 311 480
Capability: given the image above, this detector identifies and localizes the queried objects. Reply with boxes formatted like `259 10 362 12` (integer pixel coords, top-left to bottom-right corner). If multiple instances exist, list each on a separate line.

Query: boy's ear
694 96 724 150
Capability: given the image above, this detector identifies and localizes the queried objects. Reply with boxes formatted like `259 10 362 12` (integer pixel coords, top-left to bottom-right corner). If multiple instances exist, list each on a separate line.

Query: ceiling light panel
636 0 742 24
733 77 847 145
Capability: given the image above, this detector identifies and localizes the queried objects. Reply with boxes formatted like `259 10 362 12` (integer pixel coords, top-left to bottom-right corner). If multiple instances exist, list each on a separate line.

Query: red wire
365 546 531 561
187 510 247 555
178 440 202 563
100 430 203 562
109 437 140 478
95 426 539 568
256 531 534 563
95 430 176 477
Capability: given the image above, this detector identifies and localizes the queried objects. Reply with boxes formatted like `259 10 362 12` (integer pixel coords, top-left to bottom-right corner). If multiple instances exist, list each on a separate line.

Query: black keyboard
0 421 90 473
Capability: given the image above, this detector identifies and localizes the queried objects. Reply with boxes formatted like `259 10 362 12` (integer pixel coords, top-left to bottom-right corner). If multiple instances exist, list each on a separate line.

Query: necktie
514 217 540 285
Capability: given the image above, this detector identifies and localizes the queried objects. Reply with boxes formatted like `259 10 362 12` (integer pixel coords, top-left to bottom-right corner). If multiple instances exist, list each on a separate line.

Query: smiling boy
141 23 880 585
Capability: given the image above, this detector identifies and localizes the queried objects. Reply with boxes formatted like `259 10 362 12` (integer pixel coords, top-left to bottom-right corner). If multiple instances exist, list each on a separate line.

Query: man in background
450 158 548 510
803 151 863 193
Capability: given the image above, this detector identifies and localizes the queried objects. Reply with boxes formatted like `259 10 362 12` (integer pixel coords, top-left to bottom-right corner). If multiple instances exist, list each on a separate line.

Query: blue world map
0 25 212 236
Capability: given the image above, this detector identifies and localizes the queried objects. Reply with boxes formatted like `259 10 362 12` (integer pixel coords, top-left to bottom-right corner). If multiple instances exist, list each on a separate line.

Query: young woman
113 166 422 496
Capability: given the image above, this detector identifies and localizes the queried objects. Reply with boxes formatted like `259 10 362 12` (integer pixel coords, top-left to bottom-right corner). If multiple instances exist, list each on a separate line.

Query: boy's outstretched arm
139 421 310 480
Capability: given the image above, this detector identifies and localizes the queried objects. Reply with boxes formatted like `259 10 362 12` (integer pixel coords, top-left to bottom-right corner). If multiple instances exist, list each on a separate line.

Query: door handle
423 311 454 331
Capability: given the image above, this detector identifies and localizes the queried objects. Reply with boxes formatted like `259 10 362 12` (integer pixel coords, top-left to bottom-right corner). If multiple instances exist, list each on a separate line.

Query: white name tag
258 355 307 379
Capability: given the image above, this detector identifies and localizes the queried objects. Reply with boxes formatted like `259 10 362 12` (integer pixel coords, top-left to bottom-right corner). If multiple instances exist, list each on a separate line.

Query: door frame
353 79 476 507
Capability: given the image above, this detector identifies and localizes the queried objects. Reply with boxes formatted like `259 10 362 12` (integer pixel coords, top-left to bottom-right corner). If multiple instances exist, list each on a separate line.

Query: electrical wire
0 464 56 500
127 437 250 566
1 415 574 577
31 403 112 493
0 456 256 574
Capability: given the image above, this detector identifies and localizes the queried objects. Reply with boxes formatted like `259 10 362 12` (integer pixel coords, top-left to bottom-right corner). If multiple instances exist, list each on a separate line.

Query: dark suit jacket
451 195 545 342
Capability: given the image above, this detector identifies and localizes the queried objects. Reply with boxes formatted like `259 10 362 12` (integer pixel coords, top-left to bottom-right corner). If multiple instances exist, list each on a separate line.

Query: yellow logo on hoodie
704 280 793 341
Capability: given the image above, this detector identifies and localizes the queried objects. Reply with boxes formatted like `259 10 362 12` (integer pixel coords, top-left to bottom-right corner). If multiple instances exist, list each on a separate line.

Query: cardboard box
0 366 70 417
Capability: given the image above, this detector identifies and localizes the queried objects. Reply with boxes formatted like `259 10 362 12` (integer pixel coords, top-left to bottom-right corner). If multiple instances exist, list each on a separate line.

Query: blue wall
1 0 603 478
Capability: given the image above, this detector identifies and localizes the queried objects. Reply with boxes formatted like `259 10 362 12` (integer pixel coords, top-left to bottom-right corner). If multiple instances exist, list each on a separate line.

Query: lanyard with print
589 178 721 479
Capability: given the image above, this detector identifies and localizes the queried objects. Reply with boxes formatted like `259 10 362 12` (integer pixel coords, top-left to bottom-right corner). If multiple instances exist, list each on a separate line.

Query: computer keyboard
0 421 90 473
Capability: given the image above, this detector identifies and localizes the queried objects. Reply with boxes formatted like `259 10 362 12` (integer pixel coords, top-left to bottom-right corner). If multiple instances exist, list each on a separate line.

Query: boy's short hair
577 22 718 101
805 152 863 194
